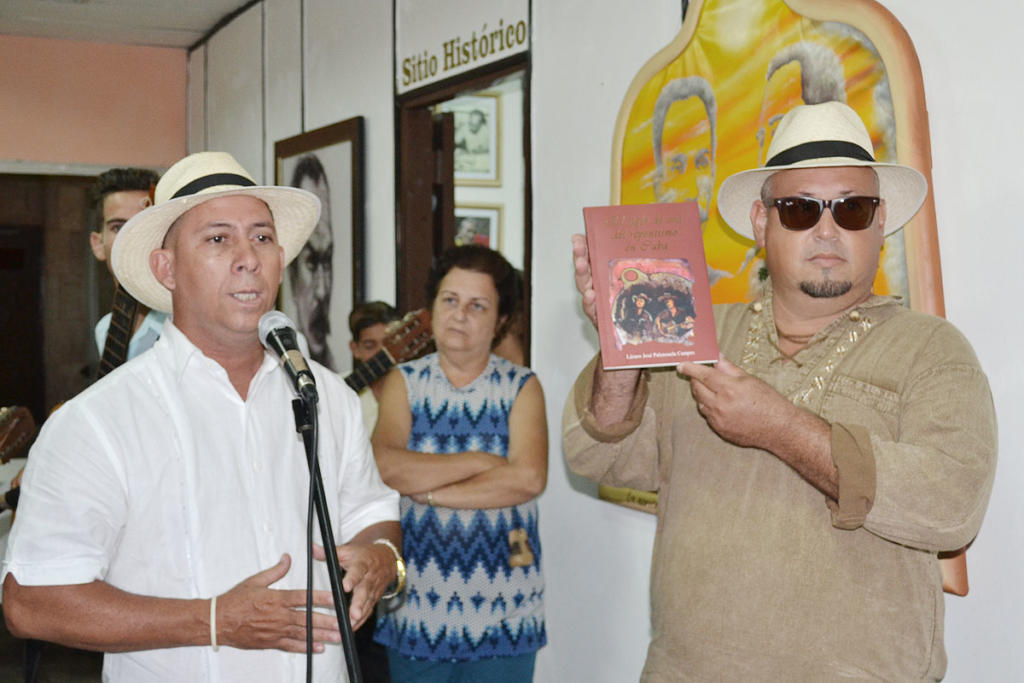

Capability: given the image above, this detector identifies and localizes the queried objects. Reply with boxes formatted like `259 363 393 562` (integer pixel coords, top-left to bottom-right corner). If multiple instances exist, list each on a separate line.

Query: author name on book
625 350 696 360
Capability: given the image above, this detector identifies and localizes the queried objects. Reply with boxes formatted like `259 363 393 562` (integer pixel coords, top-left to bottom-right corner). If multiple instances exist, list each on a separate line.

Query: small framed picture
454 204 503 251
440 93 501 186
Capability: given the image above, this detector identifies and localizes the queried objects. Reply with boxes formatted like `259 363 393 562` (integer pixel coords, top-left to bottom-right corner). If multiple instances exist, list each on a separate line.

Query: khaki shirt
563 291 996 681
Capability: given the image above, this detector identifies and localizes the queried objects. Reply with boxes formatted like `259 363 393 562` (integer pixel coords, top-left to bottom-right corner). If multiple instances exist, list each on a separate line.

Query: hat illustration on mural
111 151 321 313
717 101 927 239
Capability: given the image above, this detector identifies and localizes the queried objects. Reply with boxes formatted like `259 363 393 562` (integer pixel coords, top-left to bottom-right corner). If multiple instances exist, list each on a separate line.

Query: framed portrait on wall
440 92 501 186
274 116 365 376
454 204 502 251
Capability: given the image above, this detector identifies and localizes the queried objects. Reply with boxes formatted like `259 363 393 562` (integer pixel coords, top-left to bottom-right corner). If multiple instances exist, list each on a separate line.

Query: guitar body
0 405 36 463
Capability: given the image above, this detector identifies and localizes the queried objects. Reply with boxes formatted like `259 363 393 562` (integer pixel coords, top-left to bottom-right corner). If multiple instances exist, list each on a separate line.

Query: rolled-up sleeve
3 402 127 587
562 355 662 492
860 324 997 553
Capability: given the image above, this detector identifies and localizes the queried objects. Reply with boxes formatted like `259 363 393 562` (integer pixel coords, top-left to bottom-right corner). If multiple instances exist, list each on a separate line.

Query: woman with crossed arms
371 245 548 683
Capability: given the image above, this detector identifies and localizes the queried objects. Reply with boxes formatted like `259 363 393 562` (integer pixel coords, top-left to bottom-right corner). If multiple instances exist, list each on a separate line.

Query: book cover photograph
583 202 718 369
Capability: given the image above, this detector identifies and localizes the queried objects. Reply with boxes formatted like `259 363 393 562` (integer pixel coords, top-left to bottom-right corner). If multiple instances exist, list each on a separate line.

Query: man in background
288 153 335 370
89 167 167 363
349 301 401 436
345 300 402 683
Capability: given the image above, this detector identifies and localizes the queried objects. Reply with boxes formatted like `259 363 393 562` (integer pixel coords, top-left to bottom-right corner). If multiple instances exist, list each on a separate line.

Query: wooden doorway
395 55 532 362
0 173 99 422
0 225 44 421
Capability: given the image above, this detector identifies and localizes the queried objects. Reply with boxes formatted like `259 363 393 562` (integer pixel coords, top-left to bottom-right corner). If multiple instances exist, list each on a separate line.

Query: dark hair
428 245 521 340
291 153 328 190
348 301 400 340
88 167 160 232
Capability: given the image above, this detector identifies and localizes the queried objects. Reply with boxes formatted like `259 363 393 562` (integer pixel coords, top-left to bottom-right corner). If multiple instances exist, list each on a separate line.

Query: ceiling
0 0 255 49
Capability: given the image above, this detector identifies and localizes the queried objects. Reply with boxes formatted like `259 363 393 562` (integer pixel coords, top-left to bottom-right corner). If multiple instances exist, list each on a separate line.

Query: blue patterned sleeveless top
374 353 546 661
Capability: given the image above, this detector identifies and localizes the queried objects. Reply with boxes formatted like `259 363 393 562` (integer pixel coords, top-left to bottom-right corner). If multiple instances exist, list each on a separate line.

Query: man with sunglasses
564 101 996 681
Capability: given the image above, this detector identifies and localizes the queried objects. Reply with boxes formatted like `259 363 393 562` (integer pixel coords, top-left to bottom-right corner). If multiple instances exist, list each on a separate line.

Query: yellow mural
618 0 917 305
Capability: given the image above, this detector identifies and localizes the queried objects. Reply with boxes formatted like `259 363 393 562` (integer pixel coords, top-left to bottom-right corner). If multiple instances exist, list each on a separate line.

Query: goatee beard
800 280 853 298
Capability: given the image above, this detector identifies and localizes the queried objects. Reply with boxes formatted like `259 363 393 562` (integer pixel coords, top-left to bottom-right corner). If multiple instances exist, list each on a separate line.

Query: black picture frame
274 116 365 374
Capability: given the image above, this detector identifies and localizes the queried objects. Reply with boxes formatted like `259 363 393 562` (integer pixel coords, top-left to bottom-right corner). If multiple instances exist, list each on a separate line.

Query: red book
583 202 718 369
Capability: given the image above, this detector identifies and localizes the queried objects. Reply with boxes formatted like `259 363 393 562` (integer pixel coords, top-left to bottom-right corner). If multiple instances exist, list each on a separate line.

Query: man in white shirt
2 152 402 682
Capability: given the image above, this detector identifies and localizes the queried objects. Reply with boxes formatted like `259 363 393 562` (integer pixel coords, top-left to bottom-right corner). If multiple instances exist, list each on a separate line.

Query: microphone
258 311 318 403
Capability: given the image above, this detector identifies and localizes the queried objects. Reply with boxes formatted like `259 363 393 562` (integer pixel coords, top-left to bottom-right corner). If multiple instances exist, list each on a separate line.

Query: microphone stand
291 397 362 683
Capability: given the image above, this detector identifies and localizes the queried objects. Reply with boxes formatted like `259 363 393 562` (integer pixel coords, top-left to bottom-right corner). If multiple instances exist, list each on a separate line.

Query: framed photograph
454 204 502 251
274 116 365 376
440 92 501 186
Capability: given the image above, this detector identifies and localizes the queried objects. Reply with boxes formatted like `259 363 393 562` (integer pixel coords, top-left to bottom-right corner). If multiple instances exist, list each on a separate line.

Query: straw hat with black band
111 151 321 314
716 101 928 240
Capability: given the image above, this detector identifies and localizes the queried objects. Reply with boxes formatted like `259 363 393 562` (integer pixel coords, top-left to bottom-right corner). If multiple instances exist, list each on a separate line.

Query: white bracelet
210 595 219 652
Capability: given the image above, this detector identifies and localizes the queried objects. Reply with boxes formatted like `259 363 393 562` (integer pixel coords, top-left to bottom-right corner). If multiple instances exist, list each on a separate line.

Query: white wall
194 1 1024 680
206 4 264 177
530 3 680 680
263 0 302 184
193 0 396 303
303 0 397 302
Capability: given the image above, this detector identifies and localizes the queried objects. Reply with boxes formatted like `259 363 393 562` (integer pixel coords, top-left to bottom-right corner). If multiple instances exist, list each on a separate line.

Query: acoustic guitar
0 405 35 511
97 284 142 379
0 405 36 464
344 309 433 393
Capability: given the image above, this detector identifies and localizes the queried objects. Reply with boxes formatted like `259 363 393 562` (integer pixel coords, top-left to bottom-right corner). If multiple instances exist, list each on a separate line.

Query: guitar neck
97 285 141 378
344 350 396 393
344 308 433 393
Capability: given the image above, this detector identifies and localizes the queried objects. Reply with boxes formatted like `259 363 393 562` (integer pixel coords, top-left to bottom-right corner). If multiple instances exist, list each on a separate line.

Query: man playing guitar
654 291 696 341
89 167 166 376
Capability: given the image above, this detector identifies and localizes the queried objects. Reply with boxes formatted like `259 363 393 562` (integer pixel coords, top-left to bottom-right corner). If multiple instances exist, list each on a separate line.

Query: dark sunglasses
769 195 881 231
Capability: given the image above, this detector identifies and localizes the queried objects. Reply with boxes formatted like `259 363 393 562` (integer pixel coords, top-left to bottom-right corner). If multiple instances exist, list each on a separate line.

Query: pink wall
0 35 187 168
